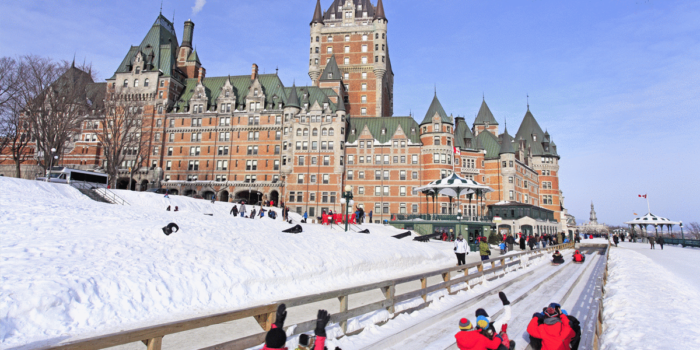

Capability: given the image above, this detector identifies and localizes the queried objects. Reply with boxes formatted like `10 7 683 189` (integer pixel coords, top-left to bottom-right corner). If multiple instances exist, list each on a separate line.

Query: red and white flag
638 194 647 198
454 147 461 155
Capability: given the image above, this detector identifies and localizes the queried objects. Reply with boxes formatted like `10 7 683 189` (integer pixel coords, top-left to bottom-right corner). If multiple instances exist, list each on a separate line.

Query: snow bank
0 178 453 348
601 245 700 349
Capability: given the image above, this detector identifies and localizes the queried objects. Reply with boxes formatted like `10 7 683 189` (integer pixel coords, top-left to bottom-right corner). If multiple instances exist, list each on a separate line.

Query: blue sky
2 0 698 227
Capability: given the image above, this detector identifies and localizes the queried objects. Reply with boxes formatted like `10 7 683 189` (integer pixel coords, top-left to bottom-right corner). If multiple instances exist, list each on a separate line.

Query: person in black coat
528 235 536 250
506 234 515 252
230 206 239 217
613 235 619 247
657 236 665 250
519 233 526 251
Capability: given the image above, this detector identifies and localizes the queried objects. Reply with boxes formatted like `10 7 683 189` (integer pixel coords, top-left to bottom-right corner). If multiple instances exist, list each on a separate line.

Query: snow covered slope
601 243 700 349
0 178 453 348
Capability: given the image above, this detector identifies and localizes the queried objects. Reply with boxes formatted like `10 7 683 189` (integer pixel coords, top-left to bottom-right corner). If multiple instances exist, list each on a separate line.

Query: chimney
251 64 259 81
182 19 195 48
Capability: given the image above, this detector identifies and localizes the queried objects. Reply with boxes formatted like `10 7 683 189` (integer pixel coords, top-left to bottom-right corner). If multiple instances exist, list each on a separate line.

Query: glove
498 292 510 306
454 247 457 251
533 312 544 321
315 309 331 337
274 304 287 329
487 250 491 255
501 323 508 333
561 309 568 316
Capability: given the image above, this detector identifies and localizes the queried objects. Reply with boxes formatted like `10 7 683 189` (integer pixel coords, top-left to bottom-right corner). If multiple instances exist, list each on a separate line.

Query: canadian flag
454 147 461 155
638 194 647 198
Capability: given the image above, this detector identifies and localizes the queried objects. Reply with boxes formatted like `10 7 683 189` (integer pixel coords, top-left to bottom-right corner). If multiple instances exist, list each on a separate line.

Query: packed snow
0 178 455 348
601 242 700 349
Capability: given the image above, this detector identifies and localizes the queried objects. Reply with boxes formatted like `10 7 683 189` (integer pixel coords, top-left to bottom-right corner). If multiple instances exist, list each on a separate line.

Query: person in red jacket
263 304 329 350
456 292 514 350
526 306 575 350
573 250 585 263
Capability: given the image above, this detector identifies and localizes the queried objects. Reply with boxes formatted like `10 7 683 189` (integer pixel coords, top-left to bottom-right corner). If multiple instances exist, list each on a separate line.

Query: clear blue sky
2 0 698 227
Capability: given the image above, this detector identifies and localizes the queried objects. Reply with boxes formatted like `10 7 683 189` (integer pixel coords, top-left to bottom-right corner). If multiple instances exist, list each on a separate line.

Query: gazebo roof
416 172 494 197
624 212 679 225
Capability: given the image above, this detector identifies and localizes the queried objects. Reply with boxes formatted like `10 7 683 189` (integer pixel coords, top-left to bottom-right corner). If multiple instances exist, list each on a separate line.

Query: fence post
442 272 451 293
338 295 348 334
144 336 163 350
421 277 428 301
254 311 275 331
477 262 484 284
382 285 395 313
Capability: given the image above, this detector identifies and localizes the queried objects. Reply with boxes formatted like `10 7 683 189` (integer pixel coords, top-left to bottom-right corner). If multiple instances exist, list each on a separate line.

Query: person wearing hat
454 234 469 266
263 304 329 350
572 250 585 263
552 250 565 264
479 237 491 261
295 334 314 350
455 292 513 349
526 303 575 350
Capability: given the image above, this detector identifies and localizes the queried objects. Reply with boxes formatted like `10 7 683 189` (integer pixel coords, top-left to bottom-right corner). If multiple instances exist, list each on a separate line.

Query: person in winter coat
479 237 491 261
456 292 513 350
454 235 469 266
259 207 266 218
552 250 565 264
506 234 515 252
368 210 373 223
250 208 257 219
657 236 664 250
613 235 619 247
295 334 315 350
230 206 239 217
240 203 247 215
573 250 585 263
574 235 581 244
174 206 179 212
302 211 308 223
528 236 536 251
527 305 575 350
262 304 328 350
166 205 171 211
649 236 655 249
519 233 526 251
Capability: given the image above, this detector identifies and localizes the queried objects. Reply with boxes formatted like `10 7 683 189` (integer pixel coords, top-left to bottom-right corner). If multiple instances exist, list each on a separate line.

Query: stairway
78 188 113 204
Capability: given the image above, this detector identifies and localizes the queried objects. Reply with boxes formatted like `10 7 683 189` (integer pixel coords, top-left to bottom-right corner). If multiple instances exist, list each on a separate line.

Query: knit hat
298 334 310 346
265 328 287 348
459 318 473 330
476 316 490 330
475 308 489 318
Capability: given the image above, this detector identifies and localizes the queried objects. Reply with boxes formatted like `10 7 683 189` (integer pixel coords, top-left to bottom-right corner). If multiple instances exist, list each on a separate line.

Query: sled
551 261 564 266
573 261 584 264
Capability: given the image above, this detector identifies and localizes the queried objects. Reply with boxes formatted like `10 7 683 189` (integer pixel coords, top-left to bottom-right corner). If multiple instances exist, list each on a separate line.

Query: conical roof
311 0 324 24
515 108 547 156
499 127 515 154
187 49 201 63
320 55 342 81
286 83 300 108
374 0 387 21
421 93 451 125
474 98 499 125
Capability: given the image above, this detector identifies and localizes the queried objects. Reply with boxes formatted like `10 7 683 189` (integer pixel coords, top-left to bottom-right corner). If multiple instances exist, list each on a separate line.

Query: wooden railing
592 243 611 350
43 243 574 350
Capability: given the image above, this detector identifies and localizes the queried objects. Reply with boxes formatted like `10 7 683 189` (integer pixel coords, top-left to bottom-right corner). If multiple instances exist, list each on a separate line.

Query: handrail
93 188 130 206
42 243 574 350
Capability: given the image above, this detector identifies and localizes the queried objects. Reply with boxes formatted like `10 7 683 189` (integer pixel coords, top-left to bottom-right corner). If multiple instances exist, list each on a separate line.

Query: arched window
322 128 328 136
144 78 149 87
312 128 318 136
135 67 140 74
329 128 335 136
123 79 128 87
296 129 302 136
303 128 309 136
134 79 139 87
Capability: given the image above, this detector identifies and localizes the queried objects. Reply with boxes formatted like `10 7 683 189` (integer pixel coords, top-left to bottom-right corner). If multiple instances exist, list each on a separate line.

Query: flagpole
647 195 651 214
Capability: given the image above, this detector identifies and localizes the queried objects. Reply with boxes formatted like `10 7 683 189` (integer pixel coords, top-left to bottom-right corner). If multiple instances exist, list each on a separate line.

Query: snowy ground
0 178 457 349
601 242 700 349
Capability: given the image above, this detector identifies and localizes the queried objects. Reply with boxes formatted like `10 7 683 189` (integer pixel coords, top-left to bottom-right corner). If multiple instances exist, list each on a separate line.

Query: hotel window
374 186 381 196
441 154 447 164
297 174 304 184
348 155 354 164
344 73 349 80
362 72 367 79
400 203 407 214
412 171 418 179
312 141 318 150
323 156 330 165
361 108 367 115
375 171 381 180
361 95 367 103
134 79 140 87
362 34 368 41
167 147 173 156
383 203 389 214
509 176 514 184
347 170 353 180
298 156 305 166
433 153 439 163
323 174 329 184
509 161 514 167
165 161 172 170
358 187 364 195
383 170 389 180
401 156 406 163
310 175 316 183
246 160 258 171
384 155 390 164
393 156 398 163
400 170 406 180
344 57 350 65
412 155 418 164
383 186 390 196
509 190 514 200
412 204 418 213
361 45 368 52
344 46 350 53
434 123 439 132
358 171 364 179
327 46 332 54
361 56 367 64
434 136 440 145
361 83 367 91
400 186 406 196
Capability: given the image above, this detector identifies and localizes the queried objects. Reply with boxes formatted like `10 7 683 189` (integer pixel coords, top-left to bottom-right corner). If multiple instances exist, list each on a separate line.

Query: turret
308 0 323 85
182 19 195 48
372 0 389 117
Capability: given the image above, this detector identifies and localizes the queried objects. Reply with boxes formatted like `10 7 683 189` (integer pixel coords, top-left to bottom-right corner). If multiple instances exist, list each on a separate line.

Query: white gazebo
415 172 494 219
625 213 680 237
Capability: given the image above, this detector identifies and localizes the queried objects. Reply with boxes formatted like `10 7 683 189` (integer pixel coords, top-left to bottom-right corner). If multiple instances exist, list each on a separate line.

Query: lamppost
680 221 684 242
513 220 516 236
46 148 58 181
340 185 353 232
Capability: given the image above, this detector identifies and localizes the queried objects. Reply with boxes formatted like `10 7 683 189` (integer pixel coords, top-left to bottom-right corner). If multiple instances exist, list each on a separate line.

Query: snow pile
0 178 453 348
601 244 700 349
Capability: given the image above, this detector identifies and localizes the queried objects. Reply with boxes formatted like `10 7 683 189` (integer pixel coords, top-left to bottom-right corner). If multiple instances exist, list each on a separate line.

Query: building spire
374 0 387 22
527 93 529 110
160 0 163 14
71 53 75 68
311 0 324 25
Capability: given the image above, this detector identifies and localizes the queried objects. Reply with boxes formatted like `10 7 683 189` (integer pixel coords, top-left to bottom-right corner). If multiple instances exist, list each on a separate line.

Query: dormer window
434 123 439 132
358 4 362 10
381 128 386 135
135 67 140 74
134 79 139 87
198 93 202 99
411 127 416 134
225 91 230 97
123 79 128 88
254 89 259 97
144 78 149 87
323 103 328 109
351 129 356 135
328 73 333 79
328 35 333 42
533 134 537 141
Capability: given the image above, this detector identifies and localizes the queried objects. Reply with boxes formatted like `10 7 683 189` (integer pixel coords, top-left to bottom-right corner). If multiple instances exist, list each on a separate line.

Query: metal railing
43 243 574 350
392 214 490 222
93 188 130 206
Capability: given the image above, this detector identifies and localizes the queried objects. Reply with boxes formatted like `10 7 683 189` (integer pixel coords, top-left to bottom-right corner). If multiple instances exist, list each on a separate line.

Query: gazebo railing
392 214 491 222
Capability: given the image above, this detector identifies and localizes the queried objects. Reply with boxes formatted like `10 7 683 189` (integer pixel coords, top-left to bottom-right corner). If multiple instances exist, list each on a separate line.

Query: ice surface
0 178 454 348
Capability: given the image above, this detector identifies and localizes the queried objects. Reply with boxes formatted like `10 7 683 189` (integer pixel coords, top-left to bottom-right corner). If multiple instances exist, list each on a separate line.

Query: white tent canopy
625 212 679 226
415 173 494 197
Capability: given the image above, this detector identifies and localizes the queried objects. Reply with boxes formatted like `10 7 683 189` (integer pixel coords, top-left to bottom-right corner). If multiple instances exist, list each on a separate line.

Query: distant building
577 202 609 234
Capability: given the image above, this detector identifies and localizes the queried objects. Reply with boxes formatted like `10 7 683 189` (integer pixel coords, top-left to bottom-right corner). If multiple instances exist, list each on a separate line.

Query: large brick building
0 0 567 233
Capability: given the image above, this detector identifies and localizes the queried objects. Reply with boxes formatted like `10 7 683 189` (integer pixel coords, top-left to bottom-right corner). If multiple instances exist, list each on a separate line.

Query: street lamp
341 185 354 232
46 148 58 182
680 221 684 242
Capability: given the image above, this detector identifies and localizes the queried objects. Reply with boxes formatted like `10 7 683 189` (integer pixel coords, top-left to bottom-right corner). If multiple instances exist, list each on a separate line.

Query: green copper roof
421 94 451 125
499 128 515 154
320 55 342 81
474 99 499 125
111 14 179 79
454 117 476 149
476 131 501 159
514 108 558 158
347 117 421 144
187 49 201 63
287 85 341 113
177 74 290 110
286 83 300 108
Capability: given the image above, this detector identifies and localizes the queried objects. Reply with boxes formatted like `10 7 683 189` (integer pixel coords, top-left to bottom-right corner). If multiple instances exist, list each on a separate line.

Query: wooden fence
44 243 574 350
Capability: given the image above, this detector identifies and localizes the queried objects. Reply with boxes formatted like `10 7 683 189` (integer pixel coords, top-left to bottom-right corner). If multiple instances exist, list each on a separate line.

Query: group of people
318 207 372 226
552 250 586 265
455 292 580 350
229 202 289 221
165 205 179 212
261 304 340 350
453 235 494 265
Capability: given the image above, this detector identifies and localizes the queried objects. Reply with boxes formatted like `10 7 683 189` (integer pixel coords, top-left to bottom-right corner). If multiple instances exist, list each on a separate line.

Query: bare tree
96 91 152 188
0 57 24 156
686 222 700 240
4 98 34 178
19 56 94 173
